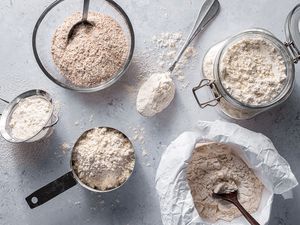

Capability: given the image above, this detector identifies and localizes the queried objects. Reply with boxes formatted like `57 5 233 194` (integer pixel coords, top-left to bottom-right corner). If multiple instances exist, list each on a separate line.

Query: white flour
187 143 263 222
220 37 287 106
202 41 224 80
135 32 197 117
72 128 135 191
9 96 52 140
136 72 175 117
202 41 256 119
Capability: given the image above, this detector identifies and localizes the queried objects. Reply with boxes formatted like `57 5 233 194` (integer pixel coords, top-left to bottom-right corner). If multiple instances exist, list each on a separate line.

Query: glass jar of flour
193 4 300 119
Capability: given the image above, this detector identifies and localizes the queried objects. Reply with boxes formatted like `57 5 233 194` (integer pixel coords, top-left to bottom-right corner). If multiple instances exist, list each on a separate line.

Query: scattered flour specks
132 32 197 90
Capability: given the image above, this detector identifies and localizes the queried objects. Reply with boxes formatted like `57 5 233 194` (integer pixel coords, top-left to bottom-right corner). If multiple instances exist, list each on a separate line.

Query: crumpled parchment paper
155 120 298 225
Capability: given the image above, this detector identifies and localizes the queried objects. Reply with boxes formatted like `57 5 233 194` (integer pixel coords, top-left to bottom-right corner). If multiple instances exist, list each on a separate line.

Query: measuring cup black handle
25 171 77 209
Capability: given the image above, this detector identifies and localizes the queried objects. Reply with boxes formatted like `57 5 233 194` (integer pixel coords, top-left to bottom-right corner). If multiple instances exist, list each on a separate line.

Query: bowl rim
32 0 135 93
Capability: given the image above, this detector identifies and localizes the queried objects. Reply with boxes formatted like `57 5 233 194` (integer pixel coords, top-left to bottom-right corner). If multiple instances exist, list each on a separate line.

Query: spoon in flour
212 190 261 225
136 0 220 117
67 0 94 42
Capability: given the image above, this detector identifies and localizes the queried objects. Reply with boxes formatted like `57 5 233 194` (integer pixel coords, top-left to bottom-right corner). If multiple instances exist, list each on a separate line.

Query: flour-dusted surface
9 96 52 140
51 12 129 87
1 1 300 225
136 72 175 117
135 32 198 117
72 127 135 191
220 37 287 106
152 33 197 87
187 142 263 222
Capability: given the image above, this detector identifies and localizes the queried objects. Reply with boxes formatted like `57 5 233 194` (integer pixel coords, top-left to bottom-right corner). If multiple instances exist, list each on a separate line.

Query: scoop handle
25 171 77 209
82 0 90 21
231 200 261 225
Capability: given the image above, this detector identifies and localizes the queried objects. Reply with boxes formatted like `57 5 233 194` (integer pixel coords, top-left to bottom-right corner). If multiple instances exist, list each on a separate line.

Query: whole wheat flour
9 96 52 140
72 127 135 191
186 142 263 222
52 12 129 87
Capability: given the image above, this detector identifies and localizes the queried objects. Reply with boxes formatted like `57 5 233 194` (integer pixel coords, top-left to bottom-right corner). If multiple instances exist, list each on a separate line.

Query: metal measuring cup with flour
0 89 59 143
25 127 136 209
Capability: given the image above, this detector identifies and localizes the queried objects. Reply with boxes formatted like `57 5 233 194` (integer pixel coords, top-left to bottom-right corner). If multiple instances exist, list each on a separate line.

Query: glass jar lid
285 4 300 63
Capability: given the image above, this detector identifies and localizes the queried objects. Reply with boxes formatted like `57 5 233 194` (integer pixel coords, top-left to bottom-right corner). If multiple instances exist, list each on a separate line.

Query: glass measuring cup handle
0 97 9 116
25 171 77 209
192 79 222 108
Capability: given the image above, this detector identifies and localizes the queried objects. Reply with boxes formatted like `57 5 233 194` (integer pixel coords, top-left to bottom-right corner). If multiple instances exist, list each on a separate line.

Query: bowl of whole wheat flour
33 0 134 92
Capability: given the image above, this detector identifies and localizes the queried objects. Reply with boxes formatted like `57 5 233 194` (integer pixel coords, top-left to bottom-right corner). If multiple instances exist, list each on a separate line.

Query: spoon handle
168 0 220 72
82 0 90 21
231 200 260 225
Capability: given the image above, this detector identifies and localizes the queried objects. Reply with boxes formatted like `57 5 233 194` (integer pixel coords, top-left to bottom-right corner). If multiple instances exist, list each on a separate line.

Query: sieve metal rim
0 89 56 143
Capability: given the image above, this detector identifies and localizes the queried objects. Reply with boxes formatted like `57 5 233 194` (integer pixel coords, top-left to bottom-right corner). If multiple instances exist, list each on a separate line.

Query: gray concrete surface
0 0 299 224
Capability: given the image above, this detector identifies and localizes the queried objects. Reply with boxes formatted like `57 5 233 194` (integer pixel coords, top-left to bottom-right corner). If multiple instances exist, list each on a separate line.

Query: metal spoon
67 0 94 42
135 0 220 117
212 190 261 225
168 0 220 72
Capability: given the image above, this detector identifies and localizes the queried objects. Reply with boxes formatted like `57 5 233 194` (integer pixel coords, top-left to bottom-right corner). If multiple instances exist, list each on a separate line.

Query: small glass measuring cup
25 127 136 209
0 89 59 143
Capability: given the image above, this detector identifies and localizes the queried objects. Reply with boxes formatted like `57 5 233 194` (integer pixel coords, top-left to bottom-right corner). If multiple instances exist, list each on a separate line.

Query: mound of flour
136 72 175 117
72 127 135 191
9 96 52 140
187 142 263 222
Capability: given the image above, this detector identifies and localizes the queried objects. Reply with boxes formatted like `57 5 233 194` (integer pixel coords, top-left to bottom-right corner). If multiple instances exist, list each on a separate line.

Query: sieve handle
43 114 59 129
25 171 77 209
0 97 9 116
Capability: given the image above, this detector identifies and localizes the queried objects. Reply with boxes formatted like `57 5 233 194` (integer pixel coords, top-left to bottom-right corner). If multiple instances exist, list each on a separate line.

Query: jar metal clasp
284 41 300 63
192 79 222 108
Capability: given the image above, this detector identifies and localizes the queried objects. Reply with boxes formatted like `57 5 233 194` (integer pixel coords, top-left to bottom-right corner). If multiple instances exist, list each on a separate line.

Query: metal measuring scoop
67 0 94 42
25 127 136 209
168 0 220 73
212 190 261 225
